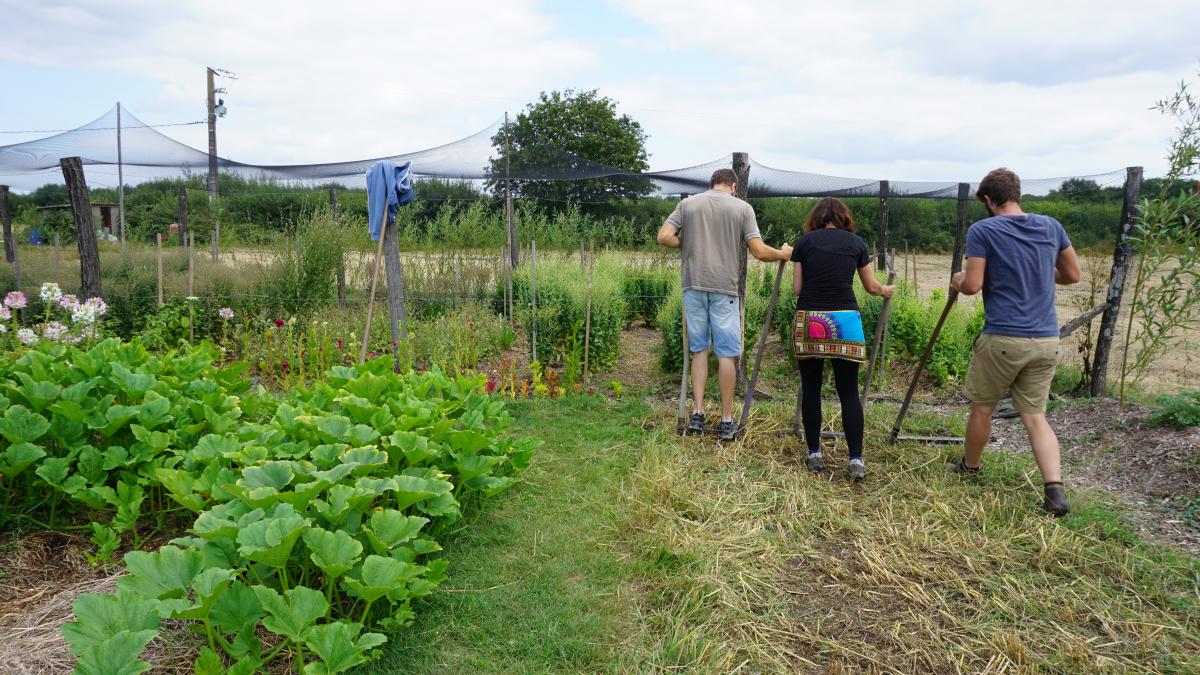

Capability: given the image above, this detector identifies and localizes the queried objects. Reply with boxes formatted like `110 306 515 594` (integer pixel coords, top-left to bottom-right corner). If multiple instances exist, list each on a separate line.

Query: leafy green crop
15 340 539 673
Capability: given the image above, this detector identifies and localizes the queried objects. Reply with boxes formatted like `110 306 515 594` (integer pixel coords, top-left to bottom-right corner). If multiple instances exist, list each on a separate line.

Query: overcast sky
1 0 1197 188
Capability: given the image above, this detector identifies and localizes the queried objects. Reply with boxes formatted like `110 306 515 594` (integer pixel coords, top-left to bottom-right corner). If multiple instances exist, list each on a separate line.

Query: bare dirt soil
990 399 1200 555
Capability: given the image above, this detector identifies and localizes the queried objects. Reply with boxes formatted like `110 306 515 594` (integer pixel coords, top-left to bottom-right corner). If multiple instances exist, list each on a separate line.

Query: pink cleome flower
4 291 27 309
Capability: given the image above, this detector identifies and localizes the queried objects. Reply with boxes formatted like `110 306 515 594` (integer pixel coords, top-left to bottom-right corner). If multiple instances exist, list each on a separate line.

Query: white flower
0 306 10 321
71 305 97 325
60 294 80 310
78 326 99 340
63 333 81 344
186 296 200 302
16 328 37 346
39 283 62 304
0 323 7 333
218 307 235 320
83 297 108 316
42 321 67 342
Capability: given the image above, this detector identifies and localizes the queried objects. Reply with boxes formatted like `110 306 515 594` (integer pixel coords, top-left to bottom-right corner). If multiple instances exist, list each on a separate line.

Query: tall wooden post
0 185 13 263
382 211 408 372
583 239 595 385
60 157 102 299
330 188 346 307
953 183 970 275
1091 166 1143 397
530 240 539 364
732 152 751 389
177 186 189 247
877 180 889 270
188 232 194 298
504 112 519 269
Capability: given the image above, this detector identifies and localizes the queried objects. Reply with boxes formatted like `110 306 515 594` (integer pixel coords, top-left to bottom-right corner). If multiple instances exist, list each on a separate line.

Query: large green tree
489 89 653 204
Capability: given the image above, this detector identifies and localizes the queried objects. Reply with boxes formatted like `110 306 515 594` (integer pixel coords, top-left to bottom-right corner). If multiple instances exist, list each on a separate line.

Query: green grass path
364 395 652 673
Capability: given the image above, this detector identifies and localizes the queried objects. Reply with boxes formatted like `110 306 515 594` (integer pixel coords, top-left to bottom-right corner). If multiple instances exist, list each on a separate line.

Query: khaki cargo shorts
964 334 1061 413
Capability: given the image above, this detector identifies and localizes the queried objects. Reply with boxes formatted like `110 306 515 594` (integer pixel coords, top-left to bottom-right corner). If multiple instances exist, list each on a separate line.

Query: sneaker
848 458 867 480
717 419 738 441
806 452 825 472
949 458 981 475
1043 482 1069 517
687 412 705 433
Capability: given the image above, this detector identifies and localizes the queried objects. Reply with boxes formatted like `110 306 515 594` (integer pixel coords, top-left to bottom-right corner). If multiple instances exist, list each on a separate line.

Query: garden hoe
860 251 897 406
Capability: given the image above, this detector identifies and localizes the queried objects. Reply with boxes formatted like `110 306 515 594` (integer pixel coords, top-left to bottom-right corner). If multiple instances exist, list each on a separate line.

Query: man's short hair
710 168 737 188
976 168 1022 206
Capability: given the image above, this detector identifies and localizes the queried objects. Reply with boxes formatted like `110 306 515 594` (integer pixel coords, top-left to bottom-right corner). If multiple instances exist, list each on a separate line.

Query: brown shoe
1043 482 1069 517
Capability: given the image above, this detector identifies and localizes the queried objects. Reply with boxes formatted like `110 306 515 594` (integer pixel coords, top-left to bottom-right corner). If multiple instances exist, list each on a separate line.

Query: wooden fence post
0 185 13 263
530 240 539 364
177 186 189 247
11 232 20 292
156 234 164 306
53 234 62 286
60 157 102 299
1091 166 1143 397
877 180 889 270
732 152 751 390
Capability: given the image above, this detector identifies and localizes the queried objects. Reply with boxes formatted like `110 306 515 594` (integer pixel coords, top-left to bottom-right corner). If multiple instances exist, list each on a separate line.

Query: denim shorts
683 290 742 357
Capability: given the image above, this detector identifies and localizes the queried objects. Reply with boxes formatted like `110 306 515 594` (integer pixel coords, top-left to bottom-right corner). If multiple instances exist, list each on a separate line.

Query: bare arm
747 237 792 262
793 263 803 296
857 265 896 298
656 222 680 248
1055 246 1081 285
950 256 986 296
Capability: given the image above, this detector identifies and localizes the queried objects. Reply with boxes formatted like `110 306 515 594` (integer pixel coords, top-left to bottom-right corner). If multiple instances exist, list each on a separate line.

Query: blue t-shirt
966 213 1071 338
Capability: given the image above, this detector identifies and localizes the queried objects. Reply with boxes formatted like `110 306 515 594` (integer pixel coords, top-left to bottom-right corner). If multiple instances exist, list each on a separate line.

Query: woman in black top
791 198 893 479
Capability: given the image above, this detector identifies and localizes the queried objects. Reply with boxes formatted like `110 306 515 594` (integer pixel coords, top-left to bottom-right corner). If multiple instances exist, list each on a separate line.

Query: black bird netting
1 104 1128 197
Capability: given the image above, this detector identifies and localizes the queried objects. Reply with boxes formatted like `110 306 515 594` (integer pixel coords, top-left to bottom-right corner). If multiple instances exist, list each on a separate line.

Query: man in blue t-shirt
950 168 1081 516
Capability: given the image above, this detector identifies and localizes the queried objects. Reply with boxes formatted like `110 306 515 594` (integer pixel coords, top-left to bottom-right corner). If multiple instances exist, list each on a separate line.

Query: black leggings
798 358 864 459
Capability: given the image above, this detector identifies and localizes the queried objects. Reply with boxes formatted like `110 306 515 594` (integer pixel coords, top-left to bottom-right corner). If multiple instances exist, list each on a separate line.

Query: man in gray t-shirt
657 168 792 440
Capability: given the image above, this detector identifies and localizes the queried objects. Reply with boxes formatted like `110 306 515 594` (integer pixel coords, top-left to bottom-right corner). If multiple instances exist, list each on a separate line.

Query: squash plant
52 357 537 673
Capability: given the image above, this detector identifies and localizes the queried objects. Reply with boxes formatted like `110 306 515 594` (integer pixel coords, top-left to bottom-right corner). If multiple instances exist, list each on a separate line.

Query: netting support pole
177 187 189 247
505 112 519 269
0 185 13 264
877 180 889 270
330 188 346 308
1090 166 1143 397
60 157 101 299
732 152 751 392
953 182 970 275
117 102 126 255
53 234 61 286
583 239 595 386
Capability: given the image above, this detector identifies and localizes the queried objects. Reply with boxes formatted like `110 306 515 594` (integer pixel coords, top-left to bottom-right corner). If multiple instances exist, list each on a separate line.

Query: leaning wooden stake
677 296 691 434
583 240 595 385
61 157 102 298
861 256 897 406
739 261 785 432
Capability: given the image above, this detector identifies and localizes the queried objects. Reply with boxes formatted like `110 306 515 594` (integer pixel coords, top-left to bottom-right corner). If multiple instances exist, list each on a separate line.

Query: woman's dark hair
804 197 857 233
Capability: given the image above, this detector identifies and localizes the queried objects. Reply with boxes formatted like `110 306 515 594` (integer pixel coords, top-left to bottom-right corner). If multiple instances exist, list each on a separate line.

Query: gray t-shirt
966 213 1072 338
665 189 761 296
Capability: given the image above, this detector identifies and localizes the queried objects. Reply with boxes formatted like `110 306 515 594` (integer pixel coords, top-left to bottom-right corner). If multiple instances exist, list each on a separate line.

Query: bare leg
717 356 737 421
1020 412 1062 483
964 403 997 468
691 349 709 415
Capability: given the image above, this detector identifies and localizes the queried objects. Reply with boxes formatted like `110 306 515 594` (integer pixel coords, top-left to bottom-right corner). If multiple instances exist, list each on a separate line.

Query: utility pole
117 102 126 253
206 68 219 202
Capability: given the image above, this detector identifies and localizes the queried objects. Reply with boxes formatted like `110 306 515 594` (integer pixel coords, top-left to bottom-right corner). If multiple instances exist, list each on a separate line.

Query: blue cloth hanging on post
366 160 415 241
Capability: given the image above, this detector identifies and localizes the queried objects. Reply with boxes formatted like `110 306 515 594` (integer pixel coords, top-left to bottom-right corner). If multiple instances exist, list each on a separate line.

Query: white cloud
0 0 593 165
604 0 1195 179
